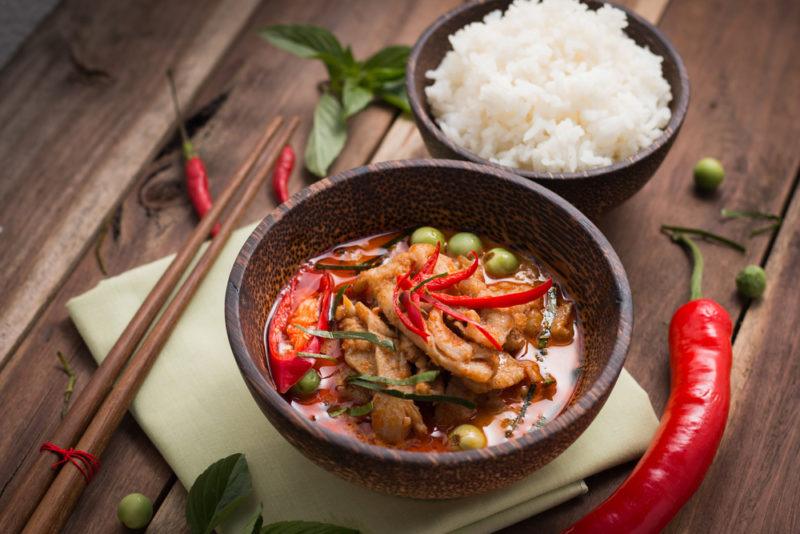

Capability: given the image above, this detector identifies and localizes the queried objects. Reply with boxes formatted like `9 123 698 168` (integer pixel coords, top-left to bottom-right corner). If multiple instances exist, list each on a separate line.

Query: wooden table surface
1 0 798 532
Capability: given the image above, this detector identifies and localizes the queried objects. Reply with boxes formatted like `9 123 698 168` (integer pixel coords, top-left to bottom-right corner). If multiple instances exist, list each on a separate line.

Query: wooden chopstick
0 115 283 534
23 117 299 533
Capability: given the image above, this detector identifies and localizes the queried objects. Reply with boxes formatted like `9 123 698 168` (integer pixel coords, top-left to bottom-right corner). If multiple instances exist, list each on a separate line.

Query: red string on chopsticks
39 442 101 483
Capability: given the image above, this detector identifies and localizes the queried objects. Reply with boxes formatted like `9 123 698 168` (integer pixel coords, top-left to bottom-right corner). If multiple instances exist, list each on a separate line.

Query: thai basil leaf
186 453 252 534
261 521 359 534
364 45 411 71
376 79 411 114
342 78 373 118
305 93 347 177
259 25 345 61
347 402 374 417
243 504 264 534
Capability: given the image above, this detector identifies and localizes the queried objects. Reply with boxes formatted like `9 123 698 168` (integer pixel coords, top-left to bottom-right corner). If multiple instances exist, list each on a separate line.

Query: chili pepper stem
166 69 196 159
667 232 704 301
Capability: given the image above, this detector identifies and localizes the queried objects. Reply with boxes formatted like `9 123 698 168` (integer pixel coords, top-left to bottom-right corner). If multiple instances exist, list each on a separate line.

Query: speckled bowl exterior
225 160 632 499
407 0 690 217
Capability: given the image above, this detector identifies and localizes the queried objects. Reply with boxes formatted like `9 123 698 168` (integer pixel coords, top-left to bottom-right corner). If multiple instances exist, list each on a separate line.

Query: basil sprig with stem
294 324 395 351
260 25 411 177
348 378 476 409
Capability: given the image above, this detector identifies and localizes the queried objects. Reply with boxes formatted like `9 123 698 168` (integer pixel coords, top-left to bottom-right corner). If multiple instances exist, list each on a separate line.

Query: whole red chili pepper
272 145 295 204
267 277 312 393
167 71 220 237
430 279 552 309
565 231 732 534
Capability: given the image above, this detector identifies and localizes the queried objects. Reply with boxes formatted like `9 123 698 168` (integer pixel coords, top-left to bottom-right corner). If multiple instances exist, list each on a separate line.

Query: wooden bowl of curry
225 159 632 499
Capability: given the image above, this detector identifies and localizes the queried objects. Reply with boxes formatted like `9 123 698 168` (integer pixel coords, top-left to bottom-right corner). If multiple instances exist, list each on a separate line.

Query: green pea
447 232 483 257
736 264 766 299
410 226 446 247
484 248 519 277
117 493 153 530
291 369 320 396
448 424 487 450
693 157 725 192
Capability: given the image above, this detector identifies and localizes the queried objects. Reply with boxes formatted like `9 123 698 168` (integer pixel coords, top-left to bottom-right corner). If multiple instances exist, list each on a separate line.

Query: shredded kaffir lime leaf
347 402 373 417
348 379 475 409
327 405 347 418
348 370 439 386
297 352 337 361
294 325 395 351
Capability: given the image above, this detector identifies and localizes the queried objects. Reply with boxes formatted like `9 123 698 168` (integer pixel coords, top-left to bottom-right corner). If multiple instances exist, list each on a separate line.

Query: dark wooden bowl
407 0 690 217
225 160 631 499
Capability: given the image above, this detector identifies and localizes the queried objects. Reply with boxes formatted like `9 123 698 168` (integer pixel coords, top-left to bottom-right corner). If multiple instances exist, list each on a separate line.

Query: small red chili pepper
565 231 732 534
167 70 220 237
420 293 503 350
425 251 479 291
430 279 552 309
302 272 334 354
272 145 295 204
267 277 312 393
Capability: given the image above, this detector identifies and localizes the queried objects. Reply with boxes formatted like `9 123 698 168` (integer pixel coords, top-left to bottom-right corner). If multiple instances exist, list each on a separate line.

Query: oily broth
264 230 582 451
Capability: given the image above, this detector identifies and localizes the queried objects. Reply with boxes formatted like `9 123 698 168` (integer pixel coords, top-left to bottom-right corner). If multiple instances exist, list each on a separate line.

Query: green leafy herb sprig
186 453 357 534
260 25 411 177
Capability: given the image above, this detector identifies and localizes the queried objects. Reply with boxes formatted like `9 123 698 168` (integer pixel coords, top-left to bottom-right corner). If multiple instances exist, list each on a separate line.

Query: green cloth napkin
67 223 658 534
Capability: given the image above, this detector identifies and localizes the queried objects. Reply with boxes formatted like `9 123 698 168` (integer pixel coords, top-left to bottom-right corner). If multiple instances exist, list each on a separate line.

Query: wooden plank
507 0 800 530
668 176 800 531
0 1 463 532
0 0 261 367
146 482 190 534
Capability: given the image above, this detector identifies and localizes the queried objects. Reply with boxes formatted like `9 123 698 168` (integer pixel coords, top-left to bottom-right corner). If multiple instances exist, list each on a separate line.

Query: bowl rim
225 159 632 467
406 0 690 181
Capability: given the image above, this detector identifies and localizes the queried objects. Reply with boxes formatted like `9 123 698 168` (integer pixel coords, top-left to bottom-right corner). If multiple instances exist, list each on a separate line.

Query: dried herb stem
56 351 77 419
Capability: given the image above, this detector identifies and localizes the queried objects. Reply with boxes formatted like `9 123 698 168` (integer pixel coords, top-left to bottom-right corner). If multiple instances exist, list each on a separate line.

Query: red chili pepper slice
430 279 552 309
393 273 428 340
301 272 334 355
420 294 502 350
425 251 479 291
267 277 312 393
566 232 732 533
411 241 440 283
400 291 426 334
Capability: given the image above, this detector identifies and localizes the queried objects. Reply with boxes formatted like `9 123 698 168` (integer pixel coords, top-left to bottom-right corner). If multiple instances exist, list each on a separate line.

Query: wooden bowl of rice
407 0 689 216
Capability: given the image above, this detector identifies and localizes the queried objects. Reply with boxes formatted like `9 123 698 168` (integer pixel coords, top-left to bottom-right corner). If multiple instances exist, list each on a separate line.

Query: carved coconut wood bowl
407 0 690 217
225 160 631 499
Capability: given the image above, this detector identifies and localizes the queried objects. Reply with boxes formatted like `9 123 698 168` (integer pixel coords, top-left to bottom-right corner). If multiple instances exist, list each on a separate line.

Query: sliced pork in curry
267 228 580 452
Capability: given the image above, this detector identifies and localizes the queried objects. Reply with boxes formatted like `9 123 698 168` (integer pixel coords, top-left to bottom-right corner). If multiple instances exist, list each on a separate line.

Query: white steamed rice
425 0 672 173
